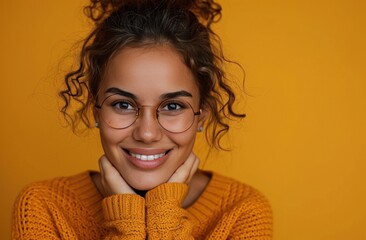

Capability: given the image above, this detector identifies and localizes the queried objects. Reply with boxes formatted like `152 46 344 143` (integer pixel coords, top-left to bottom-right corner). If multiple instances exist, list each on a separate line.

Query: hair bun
84 0 221 27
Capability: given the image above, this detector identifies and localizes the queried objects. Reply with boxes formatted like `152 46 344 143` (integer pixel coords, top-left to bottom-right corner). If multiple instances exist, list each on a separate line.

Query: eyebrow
105 87 193 100
160 90 193 100
105 87 137 99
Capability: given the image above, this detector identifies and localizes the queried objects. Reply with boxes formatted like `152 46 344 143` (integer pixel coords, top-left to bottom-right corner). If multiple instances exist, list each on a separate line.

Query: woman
12 0 272 239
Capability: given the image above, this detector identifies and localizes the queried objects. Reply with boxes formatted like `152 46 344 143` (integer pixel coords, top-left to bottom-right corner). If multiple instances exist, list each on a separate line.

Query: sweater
12 171 272 239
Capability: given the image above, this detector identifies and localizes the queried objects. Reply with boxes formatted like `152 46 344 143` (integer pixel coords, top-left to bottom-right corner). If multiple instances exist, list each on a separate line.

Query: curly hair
59 0 245 150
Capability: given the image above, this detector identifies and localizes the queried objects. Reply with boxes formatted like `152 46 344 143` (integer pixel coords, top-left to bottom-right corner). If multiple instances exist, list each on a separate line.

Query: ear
93 106 100 126
197 107 208 129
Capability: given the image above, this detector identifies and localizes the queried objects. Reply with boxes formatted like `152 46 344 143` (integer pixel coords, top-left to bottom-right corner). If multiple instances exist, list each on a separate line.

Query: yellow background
1 0 365 239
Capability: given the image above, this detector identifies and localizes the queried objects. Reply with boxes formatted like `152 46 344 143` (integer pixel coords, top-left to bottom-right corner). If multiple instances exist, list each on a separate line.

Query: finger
186 156 200 183
99 155 120 180
99 156 116 195
99 155 135 195
98 155 104 174
99 156 122 195
97 156 108 196
168 153 197 183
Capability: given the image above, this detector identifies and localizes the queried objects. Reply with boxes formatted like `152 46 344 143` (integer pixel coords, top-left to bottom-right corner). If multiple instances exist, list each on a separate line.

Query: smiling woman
95 46 205 191
11 0 272 239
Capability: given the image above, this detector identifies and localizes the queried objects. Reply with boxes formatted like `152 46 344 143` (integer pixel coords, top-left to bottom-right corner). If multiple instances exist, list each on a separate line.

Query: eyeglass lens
97 94 199 133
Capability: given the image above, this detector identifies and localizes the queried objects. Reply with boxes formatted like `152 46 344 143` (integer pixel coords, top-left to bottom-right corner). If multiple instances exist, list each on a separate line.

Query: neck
182 170 211 208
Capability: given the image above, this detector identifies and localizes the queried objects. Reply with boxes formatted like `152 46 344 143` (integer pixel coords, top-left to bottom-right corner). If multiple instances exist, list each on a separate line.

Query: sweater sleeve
145 183 194 240
12 184 64 240
102 194 146 239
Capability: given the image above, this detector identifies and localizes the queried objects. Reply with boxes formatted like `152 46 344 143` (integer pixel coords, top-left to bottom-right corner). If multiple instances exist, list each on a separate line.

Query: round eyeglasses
95 94 201 133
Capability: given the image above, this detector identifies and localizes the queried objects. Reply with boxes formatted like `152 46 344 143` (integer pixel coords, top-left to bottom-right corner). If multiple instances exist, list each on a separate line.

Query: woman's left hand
167 152 200 184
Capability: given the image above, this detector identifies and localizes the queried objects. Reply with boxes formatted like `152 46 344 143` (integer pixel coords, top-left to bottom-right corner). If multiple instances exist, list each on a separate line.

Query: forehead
100 45 199 102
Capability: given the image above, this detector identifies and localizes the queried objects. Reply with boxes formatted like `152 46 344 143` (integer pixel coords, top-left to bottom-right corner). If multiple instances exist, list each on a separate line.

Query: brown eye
110 101 136 114
162 102 183 111
113 101 133 109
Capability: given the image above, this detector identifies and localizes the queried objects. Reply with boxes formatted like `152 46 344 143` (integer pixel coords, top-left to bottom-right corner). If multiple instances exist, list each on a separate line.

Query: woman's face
95 45 206 190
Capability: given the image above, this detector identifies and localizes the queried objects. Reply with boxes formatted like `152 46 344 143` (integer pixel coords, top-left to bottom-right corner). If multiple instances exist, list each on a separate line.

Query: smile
123 148 172 169
129 152 166 161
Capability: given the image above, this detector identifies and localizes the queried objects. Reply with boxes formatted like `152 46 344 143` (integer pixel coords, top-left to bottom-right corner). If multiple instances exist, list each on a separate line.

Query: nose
132 106 163 143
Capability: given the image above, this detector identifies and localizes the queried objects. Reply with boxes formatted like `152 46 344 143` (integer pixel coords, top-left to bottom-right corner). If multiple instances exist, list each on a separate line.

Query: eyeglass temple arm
194 109 202 116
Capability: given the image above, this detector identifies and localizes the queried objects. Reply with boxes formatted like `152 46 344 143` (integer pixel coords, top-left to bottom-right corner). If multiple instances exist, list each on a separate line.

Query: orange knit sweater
12 171 272 239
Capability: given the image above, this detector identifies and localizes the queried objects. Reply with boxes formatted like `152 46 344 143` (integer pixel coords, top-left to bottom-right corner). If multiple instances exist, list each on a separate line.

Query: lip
123 148 171 170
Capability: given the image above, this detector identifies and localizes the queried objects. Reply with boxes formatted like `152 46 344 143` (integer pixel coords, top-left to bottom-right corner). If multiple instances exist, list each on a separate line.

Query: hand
98 155 136 196
168 152 200 184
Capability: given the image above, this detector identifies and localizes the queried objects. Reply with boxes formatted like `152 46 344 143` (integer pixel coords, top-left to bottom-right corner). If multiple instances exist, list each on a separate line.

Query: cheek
98 127 127 153
99 127 116 145
172 128 197 158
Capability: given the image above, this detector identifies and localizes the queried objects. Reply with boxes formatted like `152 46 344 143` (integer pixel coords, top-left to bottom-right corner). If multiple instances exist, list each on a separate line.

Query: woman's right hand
98 155 136 196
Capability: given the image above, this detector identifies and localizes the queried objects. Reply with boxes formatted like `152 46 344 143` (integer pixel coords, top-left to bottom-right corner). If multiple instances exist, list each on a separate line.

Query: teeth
130 152 166 161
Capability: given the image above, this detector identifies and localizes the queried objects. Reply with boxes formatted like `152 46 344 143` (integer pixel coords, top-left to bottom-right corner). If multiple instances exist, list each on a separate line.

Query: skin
92 44 210 207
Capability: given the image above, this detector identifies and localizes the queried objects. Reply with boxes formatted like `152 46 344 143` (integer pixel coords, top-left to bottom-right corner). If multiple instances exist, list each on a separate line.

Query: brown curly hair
59 0 245 150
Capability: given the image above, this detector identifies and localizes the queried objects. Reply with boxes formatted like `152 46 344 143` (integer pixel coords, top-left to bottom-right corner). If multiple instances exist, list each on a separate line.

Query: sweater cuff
102 194 145 221
145 183 188 205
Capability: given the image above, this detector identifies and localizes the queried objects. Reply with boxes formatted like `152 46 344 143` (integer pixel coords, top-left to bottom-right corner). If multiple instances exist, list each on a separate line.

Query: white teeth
130 152 166 161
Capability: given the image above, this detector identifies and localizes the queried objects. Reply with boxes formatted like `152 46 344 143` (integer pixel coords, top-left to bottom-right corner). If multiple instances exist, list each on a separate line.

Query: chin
127 175 169 191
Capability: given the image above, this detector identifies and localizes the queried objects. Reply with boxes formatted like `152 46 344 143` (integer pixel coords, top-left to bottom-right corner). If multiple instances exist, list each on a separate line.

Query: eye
161 102 184 111
113 101 134 110
110 100 137 114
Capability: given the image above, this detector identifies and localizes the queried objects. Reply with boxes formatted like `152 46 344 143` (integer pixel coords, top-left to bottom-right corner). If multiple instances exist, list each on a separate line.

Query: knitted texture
12 171 272 239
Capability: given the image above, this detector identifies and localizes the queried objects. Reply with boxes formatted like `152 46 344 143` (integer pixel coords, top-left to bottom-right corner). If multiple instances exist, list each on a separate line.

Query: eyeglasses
95 94 201 133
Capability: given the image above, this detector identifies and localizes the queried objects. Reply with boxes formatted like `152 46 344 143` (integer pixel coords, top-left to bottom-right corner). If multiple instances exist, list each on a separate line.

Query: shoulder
208 172 273 238
12 172 103 238
208 172 272 221
14 171 92 208
12 171 96 226
210 172 270 202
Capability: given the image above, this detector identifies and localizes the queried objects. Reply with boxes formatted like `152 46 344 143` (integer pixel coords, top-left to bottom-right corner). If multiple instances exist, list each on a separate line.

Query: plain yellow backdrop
1 0 365 239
